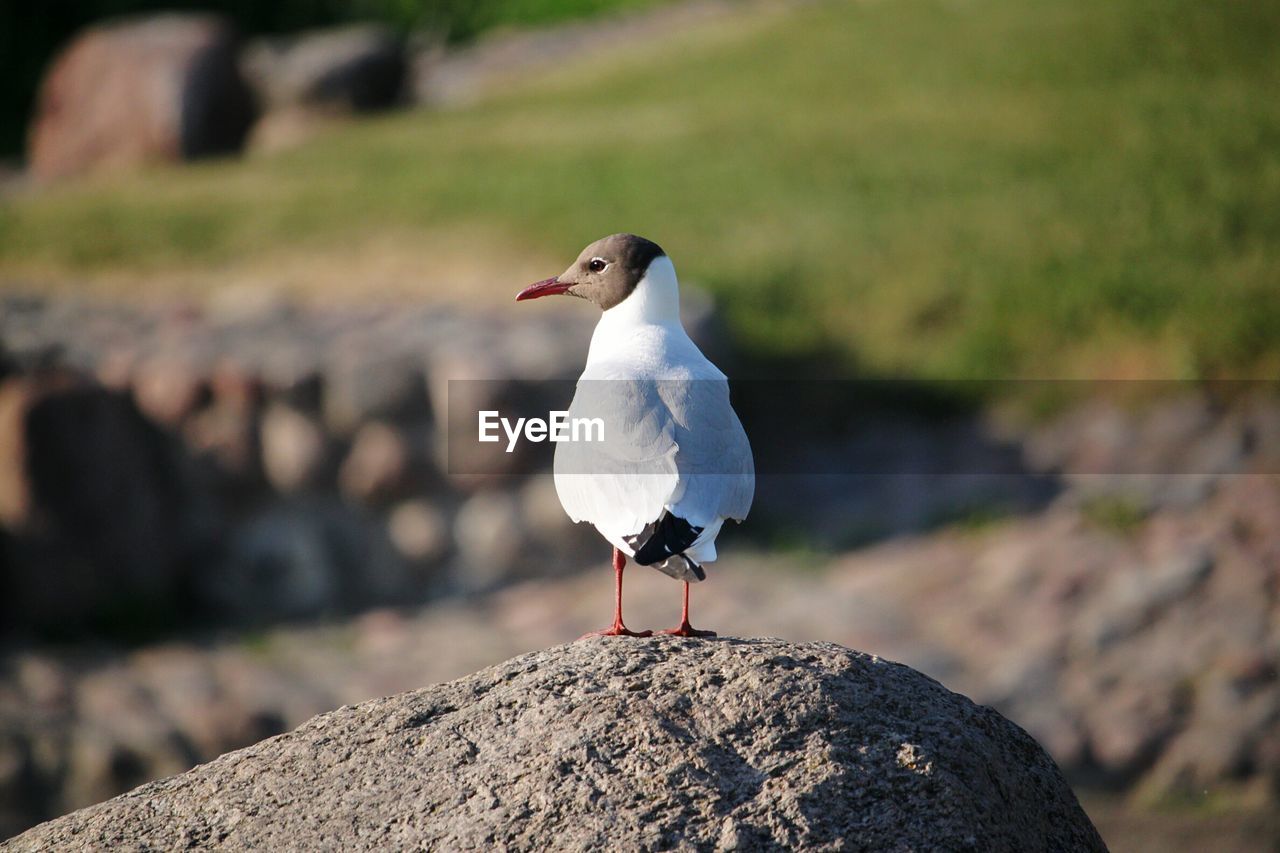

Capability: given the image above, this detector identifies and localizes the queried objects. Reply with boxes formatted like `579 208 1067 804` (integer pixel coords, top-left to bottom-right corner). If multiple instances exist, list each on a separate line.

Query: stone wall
0 295 636 634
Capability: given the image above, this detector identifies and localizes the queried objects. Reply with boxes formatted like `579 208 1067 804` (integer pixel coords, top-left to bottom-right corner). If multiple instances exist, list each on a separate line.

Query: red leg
579 549 652 639
660 581 717 638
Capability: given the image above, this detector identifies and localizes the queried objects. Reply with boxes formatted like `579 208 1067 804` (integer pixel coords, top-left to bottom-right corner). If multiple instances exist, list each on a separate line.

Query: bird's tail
625 511 706 581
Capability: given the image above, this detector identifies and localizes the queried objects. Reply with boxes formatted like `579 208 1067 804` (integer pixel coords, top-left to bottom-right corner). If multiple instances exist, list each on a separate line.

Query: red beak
516 277 571 301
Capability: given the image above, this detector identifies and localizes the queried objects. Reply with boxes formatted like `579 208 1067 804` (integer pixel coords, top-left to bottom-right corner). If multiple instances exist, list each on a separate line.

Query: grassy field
2 0 1278 381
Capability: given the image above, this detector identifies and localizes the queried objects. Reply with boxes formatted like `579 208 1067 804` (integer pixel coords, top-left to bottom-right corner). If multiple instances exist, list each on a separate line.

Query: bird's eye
588 258 607 273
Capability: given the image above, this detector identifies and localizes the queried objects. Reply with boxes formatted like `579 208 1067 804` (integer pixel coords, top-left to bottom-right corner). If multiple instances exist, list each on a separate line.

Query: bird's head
516 234 669 311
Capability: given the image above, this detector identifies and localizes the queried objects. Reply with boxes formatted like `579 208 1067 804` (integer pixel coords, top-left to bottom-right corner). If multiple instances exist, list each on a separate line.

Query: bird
516 234 754 637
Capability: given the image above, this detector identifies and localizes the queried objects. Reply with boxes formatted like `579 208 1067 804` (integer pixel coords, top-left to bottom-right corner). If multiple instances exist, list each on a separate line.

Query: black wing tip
652 553 705 582
627 511 703 568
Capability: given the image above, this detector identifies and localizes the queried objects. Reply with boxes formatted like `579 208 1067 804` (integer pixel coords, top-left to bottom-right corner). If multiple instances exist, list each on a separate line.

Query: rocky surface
4 638 1104 852
7 293 1274 637
0 479 1274 835
241 24 407 153
5 475 1278 838
824 474 1280 807
27 14 256 180
242 24 405 115
2 293 1279 840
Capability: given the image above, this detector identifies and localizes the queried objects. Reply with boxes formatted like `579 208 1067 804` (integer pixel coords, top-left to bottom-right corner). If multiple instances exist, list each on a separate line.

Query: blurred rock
0 294 606 638
242 24 406 154
5 466 1280 836
519 474 596 570
1072 546 1214 655
260 403 328 492
28 14 256 180
209 359 261 414
339 421 409 503
207 506 338 622
184 402 259 480
0 734 35 841
0 372 198 633
0 377 39 527
131 357 207 426
822 473 1280 808
453 491 526 589
246 107 343 154
14 656 70 710
242 25 404 113
519 474 577 542
324 353 428 435
386 500 450 567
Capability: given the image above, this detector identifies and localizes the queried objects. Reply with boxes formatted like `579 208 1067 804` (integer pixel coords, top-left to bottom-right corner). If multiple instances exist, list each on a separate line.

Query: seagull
516 234 754 637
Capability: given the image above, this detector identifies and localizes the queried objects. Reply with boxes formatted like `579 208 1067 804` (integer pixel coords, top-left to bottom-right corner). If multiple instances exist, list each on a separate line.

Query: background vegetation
2 0 1279 383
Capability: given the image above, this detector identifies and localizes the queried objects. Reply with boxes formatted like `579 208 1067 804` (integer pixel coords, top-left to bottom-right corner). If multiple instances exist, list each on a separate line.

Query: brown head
516 234 667 311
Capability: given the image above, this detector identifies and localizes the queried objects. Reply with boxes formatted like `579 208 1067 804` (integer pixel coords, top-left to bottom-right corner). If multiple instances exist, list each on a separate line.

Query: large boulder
0 371 205 634
27 14 256 180
6 638 1106 851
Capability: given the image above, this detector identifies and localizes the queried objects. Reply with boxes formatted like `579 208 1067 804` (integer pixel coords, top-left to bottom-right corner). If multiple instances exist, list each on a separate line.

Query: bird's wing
553 378 680 542
662 377 755 526
553 376 754 542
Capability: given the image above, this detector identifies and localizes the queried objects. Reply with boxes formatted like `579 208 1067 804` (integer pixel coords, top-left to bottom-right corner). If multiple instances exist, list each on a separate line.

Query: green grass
2 0 1279 381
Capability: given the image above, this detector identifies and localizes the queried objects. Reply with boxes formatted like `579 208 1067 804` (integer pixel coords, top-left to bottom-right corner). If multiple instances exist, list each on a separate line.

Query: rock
6 639 1106 851
27 14 256 181
0 734 36 842
323 353 428 435
387 500 450 564
0 377 39 527
205 505 337 622
0 374 197 633
1071 545 1214 655
244 106 343 154
130 357 208 427
208 359 261 414
201 497 415 622
453 490 527 589
183 402 259 480
240 24 405 153
260 403 329 493
339 421 411 503
519 474 597 570
241 25 405 113
519 474 576 543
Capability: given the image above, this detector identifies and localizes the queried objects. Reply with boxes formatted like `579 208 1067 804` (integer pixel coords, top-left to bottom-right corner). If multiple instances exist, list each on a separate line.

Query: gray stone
454 490 526 589
324 353 428 435
4 639 1104 852
241 24 405 113
205 507 337 621
339 421 411 503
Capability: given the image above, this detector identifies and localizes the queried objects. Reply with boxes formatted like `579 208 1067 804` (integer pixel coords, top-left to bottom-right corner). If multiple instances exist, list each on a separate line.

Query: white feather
553 256 754 566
